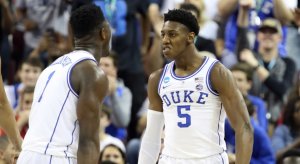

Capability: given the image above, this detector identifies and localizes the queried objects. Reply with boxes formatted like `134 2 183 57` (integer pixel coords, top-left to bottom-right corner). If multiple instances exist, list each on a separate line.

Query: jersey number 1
177 105 191 128
38 71 55 102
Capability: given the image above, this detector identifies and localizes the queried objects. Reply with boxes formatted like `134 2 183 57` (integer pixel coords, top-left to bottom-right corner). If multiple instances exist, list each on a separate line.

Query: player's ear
100 22 110 41
187 32 195 44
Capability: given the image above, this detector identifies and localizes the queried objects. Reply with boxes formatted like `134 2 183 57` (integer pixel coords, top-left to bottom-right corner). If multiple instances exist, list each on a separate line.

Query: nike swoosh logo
162 85 171 89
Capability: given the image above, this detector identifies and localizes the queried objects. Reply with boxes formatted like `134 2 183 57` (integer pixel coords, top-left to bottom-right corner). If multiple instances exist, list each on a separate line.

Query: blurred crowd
0 0 300 164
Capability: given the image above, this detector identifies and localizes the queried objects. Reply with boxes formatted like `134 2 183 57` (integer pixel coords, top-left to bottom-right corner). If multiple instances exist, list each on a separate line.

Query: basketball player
138 9 253 164
17 4 111 164
0 58 22 151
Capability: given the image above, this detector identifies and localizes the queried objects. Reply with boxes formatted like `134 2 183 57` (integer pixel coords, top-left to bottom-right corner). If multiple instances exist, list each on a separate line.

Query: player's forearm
77 140 99 164
0 103 22 151
235 122 254 164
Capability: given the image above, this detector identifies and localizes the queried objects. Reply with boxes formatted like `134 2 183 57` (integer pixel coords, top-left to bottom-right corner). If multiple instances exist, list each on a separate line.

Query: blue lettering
162 94 171 106
171 91 181 104
196 92 208 104
183 90 194 103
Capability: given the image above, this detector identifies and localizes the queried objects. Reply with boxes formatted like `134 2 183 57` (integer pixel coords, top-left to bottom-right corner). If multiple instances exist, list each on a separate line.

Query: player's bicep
74 62 108 139
211 63 250 130
147 70 163 112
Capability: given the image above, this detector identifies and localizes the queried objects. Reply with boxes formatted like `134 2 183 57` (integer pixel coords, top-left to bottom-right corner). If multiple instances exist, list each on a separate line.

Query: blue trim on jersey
44 90 71 154
219 152 224 164
67 58 97 98
170 56 208 80
206 60 219 96
217 104 222 146
158 64 169 94
68 157 70 164
64 120 78 157
217 104 225 164
49 155 52 164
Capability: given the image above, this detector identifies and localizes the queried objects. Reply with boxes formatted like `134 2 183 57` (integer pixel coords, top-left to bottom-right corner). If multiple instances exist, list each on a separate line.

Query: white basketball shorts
17 150 77 164
158 151 229 164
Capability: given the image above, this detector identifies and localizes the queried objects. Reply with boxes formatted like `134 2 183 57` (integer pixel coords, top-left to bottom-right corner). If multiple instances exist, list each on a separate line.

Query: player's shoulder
148 68 164 85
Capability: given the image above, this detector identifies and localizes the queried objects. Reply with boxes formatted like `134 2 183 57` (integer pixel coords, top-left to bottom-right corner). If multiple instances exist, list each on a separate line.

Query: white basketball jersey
158 57 227 159
22 50 97 158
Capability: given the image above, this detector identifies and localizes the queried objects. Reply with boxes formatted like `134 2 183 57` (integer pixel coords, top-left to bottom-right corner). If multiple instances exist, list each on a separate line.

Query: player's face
99 57 117 77
101 146 124 164
22 93 33 111
161 21 191 59
232 70 251 96
19 64 42 87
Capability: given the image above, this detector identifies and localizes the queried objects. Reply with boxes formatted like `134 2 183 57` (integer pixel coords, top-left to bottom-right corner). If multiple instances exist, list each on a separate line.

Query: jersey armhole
206 60 219 96
67 58 97 98
157 64 169 95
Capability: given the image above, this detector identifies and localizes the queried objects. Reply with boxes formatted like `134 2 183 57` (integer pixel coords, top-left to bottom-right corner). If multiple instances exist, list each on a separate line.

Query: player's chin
162 51 173 59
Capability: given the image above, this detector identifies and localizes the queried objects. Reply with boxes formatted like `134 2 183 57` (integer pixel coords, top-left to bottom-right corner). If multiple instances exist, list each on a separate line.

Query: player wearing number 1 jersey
138 9 254 164
17 4 111 164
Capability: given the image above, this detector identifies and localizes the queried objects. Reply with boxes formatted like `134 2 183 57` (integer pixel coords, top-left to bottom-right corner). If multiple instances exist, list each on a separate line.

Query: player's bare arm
0 58 22 151
148 69 164 112
211 62 253 164
138 69 164 164
71 60 108 164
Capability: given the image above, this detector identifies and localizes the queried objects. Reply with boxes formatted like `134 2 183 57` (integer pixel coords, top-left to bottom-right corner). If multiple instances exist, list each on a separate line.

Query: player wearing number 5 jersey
138 9 254 164
17 4 111 164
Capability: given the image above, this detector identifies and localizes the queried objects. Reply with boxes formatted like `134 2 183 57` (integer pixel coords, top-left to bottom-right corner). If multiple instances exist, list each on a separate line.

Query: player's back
158 57 227 159
22 50 97 158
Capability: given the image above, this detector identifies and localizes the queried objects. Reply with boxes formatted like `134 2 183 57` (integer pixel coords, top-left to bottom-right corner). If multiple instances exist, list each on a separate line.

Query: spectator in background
15 0 64 56
240 18 296 125
218 0 293 57
225 96 275 164
0 0 14 83
0 58 22 158
99 105 126 153
15 86 34 138
115 0 148 140
99 144 126 164
286 1 300 71
4 57 43 109
99 52 132 140
230 62 268 131
179 2 216 54
272 97 300 163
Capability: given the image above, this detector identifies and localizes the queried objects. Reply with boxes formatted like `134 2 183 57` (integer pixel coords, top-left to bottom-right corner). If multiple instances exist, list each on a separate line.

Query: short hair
164 9 199 35
230 62 254 81
179 3 200 19
70 4 105 39
21 57 44 70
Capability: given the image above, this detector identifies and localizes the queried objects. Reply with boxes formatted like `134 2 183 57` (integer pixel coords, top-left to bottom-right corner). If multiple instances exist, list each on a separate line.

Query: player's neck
174 46 199 69
74 41 101 61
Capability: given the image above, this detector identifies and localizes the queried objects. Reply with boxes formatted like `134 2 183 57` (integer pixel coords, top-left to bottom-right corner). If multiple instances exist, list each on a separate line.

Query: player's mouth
162 46 171 53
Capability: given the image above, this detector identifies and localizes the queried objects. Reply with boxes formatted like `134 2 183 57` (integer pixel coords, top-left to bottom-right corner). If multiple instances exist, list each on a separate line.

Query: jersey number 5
177 105 191 128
